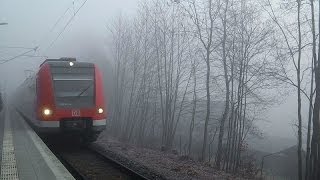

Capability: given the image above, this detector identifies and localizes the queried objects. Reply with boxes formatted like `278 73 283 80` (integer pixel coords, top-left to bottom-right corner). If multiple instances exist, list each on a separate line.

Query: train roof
40 58 94 68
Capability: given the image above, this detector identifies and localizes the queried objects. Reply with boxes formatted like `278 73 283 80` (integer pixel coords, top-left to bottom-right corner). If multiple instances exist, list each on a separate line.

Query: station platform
0 106 74 180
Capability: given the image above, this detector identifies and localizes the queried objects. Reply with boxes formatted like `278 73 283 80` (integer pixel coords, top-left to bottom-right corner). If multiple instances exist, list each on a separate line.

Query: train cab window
54 78 94 97
51 67 95 108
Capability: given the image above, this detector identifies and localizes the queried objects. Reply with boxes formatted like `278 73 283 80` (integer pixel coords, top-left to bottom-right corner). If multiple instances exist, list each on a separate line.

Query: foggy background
0 0 304 152
0 0 138 89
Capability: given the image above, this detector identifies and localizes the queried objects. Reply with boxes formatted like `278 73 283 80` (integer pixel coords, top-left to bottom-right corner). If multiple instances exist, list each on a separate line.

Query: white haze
0 0 305 147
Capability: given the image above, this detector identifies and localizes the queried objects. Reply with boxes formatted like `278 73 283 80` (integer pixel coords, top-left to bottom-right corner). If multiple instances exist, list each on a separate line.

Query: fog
2 0 319 179
0 0 302 141
0 0 138 90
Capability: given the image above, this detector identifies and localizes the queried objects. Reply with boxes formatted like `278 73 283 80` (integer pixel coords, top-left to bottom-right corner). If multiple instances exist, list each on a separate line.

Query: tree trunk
190 58 197 154
306 2 316 179
215 0 229 169
310 1 320 178
296 1 303 180
202 49 211 161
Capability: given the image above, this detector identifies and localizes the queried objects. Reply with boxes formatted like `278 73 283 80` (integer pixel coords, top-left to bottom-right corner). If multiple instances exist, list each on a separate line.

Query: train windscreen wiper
74 83 93 98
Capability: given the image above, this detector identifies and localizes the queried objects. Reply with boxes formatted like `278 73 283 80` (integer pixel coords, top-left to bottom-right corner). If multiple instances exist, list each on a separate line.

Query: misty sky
0 0 139 85
0 0 306 142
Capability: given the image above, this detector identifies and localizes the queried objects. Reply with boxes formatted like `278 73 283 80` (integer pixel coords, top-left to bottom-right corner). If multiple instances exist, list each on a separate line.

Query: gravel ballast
95 136 245 180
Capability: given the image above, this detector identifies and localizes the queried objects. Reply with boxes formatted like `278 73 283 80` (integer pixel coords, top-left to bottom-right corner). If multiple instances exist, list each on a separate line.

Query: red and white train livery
13 58 107 142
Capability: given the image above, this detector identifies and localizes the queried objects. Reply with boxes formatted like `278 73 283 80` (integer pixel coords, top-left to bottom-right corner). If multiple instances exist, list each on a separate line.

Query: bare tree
107 0 282 177
108 16 133 137
185 0 221 162
310 0 320 178
218 0 276 173
263 0 312 179
296 1 303 179
188 53 198 155
215 0 229 169
151 1 192 150
301 0 319 179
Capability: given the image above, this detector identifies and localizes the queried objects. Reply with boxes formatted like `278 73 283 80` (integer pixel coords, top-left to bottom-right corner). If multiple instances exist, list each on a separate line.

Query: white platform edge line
18 112 75 180
1 107 19 180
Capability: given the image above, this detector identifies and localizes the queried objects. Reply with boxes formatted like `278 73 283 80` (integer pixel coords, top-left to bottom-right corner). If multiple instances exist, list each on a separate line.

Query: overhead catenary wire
0 2 78 60
35 1 79 54
21 55 48 58
0 46 36 50
49 5 73 33
0 0 87 62
0 47 38 65
44 0 89 53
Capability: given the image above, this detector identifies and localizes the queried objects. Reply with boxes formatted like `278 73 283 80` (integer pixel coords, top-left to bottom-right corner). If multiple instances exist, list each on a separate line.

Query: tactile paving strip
1 115 19 180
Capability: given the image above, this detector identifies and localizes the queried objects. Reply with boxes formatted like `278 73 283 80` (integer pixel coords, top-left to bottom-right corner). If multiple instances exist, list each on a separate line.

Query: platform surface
0 106 74 180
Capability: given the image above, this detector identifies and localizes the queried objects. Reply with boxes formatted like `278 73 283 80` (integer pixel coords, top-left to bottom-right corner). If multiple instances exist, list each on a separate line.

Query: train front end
36 58 107 142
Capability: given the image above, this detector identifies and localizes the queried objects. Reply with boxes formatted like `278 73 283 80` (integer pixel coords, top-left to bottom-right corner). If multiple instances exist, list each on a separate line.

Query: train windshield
51 67 95 108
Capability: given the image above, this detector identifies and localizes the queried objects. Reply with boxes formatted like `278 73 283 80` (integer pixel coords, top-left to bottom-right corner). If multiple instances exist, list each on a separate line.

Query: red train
13 58 107 142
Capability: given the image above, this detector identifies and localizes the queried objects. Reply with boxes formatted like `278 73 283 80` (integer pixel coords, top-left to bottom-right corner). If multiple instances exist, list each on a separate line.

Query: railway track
44 138 150 180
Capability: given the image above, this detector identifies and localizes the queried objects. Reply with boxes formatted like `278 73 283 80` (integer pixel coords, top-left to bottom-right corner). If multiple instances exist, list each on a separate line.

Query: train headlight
69 61 74 66
43 108 52 116
98 108 104 114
